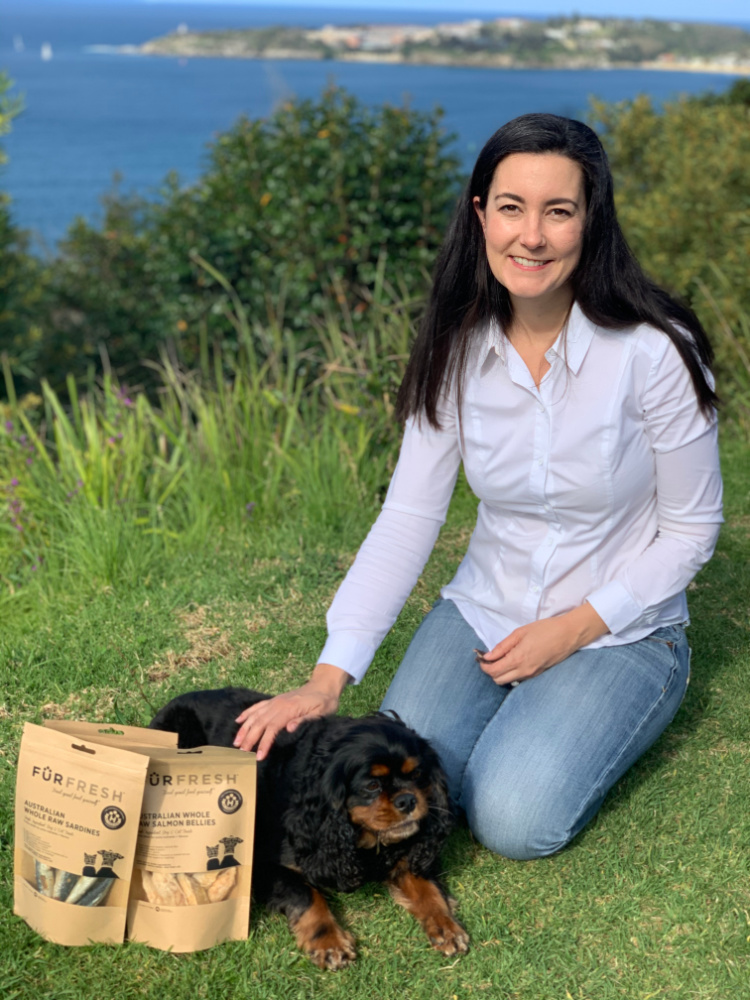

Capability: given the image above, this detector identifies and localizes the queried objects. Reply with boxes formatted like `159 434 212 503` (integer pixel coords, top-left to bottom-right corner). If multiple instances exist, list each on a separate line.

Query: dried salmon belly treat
149 871 187 907
138 868 238 905
207 867 237 903
176 873 209 905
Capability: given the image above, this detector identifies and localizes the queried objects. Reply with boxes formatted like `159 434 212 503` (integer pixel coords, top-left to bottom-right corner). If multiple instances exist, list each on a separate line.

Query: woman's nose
520 214 545 249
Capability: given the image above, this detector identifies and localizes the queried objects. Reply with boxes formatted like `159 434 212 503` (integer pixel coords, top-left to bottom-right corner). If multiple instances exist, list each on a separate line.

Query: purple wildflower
4 420 12 433
245 502 256 517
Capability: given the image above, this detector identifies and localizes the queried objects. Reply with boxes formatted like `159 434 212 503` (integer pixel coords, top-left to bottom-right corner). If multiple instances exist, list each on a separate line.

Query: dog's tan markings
349 788 430 845
355 828 379 849
290 888 356 970
387 863 469 957
400 756 419 774
370 764 390 776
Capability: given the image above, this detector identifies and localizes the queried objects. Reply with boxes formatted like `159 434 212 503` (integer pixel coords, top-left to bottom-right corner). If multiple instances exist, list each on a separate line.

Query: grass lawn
1 436 748 1000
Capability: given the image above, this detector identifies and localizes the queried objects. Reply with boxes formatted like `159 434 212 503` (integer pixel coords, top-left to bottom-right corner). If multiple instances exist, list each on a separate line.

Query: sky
133 0 750 26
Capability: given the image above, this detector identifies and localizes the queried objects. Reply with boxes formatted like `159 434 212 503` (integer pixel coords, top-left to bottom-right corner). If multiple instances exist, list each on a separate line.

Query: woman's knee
462 771 601 861
465 801 575 860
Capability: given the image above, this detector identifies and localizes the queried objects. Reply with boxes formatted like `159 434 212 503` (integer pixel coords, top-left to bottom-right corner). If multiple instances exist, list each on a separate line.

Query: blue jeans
381 598 690 861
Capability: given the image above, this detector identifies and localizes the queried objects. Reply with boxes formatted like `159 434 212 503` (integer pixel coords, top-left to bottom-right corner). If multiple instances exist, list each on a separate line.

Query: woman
233 114 723 859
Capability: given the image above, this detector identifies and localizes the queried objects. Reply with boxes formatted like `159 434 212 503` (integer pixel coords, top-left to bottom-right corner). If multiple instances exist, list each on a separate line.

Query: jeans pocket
645 624 686 650
646 634 676 649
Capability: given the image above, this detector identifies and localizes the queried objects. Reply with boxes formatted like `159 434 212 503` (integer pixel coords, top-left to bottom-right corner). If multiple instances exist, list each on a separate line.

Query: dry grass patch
146 604 263 682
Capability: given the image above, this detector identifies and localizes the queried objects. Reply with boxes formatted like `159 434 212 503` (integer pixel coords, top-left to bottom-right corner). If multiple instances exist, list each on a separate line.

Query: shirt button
544 503 552 512
537 458 544 467
531 585 540 593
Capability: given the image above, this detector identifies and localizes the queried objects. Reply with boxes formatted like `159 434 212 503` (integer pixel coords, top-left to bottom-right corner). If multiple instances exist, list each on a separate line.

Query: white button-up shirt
318 304 724 683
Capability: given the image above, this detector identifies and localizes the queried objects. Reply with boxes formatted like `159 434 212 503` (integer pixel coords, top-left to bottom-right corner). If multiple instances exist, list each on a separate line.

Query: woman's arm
234 410 463 753
478 333 722 686
233 663 351 756
584 334 723 635
476 601 609 685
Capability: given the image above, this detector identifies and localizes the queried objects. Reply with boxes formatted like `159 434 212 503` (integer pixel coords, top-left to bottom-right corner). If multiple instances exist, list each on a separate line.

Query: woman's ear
472 196 486 235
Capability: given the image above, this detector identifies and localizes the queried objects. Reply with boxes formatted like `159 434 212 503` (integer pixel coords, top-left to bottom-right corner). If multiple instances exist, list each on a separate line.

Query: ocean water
0 2 742 250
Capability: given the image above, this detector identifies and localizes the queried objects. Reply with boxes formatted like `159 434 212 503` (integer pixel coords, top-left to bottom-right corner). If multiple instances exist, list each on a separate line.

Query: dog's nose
393 792 417 815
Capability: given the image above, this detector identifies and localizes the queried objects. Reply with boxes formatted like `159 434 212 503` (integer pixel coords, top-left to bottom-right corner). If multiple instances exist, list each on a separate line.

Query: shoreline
125 45 750 76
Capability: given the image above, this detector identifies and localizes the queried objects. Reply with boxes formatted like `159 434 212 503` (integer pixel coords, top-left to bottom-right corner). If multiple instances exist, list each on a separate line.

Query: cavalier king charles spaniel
150 686 469 969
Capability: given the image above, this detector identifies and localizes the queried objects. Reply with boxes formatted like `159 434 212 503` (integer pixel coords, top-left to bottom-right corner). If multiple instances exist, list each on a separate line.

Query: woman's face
473 152 586 313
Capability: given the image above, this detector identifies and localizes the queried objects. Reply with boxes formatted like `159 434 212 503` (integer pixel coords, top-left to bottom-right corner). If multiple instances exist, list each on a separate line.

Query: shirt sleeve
317 406 462 682
586 335 724 635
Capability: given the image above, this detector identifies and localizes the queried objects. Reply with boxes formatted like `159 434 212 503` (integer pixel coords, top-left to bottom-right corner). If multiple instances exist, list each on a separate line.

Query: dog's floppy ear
281 720 364 891
405 754 455 876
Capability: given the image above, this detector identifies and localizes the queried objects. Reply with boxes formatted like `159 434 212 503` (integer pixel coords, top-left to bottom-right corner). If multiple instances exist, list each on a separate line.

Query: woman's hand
477 603 608 686
232 663 351 759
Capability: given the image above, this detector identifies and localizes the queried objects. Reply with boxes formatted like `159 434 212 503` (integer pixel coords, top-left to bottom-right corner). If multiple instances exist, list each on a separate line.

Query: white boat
41 42 53 61
13 35 24 53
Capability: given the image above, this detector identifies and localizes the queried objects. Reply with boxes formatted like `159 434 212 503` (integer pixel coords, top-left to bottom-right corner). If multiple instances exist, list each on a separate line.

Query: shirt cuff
585 581 642 636
317 633 378 685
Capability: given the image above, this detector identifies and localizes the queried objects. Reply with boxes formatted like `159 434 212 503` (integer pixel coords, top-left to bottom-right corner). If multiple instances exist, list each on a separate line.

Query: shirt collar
481 301 597 376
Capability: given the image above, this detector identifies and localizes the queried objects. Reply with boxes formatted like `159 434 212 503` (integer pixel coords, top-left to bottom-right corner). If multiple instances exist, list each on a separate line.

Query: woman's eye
499 204 519 213
550 207 572 217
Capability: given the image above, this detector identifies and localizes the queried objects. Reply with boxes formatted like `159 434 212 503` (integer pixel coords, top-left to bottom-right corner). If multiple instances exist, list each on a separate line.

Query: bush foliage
591 83 750 422
35 87 460 387
0 80 749 430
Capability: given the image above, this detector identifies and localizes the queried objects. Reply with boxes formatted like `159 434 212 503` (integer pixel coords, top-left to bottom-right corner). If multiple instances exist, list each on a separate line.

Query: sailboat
41 42 53 61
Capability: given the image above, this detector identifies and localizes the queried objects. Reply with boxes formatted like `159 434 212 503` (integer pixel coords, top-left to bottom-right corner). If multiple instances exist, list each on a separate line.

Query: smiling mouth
510 256 551 268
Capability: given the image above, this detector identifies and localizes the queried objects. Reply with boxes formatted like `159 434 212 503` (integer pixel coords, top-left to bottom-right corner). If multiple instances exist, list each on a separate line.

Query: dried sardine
52 869 79 902
34 861 56 896
75 877 115 907
65 875 102 905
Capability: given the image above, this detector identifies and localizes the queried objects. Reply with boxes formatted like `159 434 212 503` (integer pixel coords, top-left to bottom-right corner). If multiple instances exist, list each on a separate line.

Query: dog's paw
304 926 357 970
425 914 470 956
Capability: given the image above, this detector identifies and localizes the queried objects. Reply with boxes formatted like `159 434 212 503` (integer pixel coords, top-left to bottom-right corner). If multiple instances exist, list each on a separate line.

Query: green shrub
591 92 750 428
40 86 460 387
0 73 48 386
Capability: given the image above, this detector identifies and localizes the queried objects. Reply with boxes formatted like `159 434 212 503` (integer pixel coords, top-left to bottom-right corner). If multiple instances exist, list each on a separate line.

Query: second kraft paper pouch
13 722 154 946
125 745 257 952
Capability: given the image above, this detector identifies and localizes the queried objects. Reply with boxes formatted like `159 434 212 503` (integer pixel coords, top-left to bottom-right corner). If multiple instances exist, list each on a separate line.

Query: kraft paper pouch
43 720 178 752
126 746 256 952
14 722 152 946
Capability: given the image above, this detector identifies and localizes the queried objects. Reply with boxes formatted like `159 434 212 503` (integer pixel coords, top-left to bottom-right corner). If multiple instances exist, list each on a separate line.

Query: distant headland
135 15 750 75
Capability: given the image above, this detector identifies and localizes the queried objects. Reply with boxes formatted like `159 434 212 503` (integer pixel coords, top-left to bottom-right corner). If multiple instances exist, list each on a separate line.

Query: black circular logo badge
101 806 126 830
218 789 243 815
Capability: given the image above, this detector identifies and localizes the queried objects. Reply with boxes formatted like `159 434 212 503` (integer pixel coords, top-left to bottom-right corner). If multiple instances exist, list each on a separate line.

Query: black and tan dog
150 686 469 969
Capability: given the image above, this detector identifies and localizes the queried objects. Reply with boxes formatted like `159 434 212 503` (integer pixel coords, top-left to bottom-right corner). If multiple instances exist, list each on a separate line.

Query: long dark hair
397 113 717 426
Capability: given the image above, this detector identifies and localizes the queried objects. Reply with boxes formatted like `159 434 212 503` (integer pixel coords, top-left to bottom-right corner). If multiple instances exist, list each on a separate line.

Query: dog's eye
363 780 381 794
